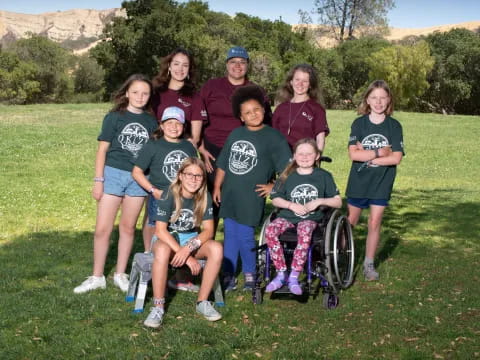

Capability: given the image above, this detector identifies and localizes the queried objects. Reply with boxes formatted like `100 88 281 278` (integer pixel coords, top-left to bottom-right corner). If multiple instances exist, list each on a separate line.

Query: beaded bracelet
93 177 105 182
153 297 165 305
186 236 201 252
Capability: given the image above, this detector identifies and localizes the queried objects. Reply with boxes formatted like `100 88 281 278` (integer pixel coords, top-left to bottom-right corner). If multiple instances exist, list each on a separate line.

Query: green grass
0 104 479 359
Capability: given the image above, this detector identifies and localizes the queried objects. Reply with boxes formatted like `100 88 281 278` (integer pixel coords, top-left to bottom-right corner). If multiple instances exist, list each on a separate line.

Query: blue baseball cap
161 106 185 124
226 46 249 61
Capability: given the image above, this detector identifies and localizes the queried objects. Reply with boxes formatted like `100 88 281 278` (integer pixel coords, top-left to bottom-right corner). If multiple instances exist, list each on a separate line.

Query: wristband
374 148 379 158
148 187 155 195
94 177 105 183
186 236 201 252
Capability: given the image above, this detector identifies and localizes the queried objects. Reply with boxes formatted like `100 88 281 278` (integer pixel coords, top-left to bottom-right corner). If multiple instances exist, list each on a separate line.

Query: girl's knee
94 227 111 240
118 222 136 237
368 216 383 230
152 242 171 260
205 240 223 261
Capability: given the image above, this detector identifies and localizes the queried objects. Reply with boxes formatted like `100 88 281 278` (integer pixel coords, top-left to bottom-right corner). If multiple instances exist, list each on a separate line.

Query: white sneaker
144 307 164 328
196 301 222 321
113 272 129 292
74 275 106 294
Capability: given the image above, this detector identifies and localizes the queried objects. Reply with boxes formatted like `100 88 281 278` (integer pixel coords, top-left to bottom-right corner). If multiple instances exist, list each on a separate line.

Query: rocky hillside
0 8 126 50
1 8 478 52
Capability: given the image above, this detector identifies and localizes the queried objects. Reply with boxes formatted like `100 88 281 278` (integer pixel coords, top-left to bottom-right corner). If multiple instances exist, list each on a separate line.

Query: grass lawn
0 104 478 359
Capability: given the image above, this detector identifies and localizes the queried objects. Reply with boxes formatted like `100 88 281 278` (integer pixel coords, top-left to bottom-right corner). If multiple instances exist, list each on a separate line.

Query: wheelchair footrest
271 284 305 295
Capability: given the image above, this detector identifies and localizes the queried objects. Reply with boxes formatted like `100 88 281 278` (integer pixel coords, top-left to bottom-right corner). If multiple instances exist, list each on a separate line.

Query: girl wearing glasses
143 158 223 328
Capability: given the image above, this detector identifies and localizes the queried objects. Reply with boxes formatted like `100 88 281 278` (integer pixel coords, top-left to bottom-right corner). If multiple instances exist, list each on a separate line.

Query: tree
10 34 73 102
314 0 395 41
336 36 390 104
73 55 105 94
362 41 434 108
0 50 40 104
419 29 480 114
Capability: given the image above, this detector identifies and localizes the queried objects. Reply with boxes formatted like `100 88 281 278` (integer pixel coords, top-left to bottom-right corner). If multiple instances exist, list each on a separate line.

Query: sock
364 257 374 265
289 270 300 281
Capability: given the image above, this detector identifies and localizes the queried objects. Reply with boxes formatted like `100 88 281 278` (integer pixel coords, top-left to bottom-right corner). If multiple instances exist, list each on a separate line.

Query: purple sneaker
265 272 286 293
288 271 302 295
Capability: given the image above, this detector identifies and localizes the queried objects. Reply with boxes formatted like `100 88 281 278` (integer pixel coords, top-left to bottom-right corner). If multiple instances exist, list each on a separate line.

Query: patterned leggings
265 217 317 272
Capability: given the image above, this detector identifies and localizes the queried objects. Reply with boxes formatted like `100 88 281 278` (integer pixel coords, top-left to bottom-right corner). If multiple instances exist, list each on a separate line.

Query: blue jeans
147 195 158 227
223 218 256 274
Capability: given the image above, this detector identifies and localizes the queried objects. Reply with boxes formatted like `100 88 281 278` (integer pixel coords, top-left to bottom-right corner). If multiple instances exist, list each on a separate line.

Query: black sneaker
223 275 237 292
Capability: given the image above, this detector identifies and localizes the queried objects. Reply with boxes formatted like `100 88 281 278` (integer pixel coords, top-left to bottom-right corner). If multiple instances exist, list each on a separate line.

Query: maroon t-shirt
272 99 329 149
200 77 271 148
152 88 207 124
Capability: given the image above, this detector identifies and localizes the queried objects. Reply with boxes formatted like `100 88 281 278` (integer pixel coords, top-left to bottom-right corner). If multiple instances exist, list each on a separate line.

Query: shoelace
150 308 163 319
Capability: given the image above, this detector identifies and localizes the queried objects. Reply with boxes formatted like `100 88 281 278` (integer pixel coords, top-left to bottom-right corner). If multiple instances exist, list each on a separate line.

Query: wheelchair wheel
323 293 339 309
253 212 274 304
253 287 263 305
324 210 354 292
332 214 354 289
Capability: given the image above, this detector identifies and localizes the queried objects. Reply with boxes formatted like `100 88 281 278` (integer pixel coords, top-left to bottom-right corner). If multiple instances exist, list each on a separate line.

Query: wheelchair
253 206 354 309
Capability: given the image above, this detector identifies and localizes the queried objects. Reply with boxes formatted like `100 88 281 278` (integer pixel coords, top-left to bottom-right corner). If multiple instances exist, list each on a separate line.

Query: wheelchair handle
320 156 332 163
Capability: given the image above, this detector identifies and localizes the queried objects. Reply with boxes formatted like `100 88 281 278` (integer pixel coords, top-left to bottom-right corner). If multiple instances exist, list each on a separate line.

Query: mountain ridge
1 8 478 51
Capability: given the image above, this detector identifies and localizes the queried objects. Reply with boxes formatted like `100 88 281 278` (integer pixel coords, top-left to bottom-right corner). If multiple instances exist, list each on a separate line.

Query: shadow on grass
352 188 480 270
0 228 146 292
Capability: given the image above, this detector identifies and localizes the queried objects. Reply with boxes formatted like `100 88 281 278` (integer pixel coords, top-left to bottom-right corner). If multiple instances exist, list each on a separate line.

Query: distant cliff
0 8 126 50
1 8 479 52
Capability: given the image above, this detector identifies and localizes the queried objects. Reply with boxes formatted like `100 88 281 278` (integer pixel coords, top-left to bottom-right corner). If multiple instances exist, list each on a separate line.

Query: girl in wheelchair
143 158 223 328
265 138 342 295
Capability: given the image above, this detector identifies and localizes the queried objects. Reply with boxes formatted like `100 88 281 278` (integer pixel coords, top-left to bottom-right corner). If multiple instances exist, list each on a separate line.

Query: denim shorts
347 197 388 209
151 231 198 247
103 166 147 197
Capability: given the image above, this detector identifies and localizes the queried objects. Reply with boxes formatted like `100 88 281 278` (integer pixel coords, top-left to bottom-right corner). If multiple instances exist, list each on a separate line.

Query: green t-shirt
98 111 158 172
151 191 214 233
216 125 292 226
134 138 197 190
346 115 405 200
271 168 340 224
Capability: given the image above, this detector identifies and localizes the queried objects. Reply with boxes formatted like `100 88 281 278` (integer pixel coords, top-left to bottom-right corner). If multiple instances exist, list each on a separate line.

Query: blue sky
1 0 479 28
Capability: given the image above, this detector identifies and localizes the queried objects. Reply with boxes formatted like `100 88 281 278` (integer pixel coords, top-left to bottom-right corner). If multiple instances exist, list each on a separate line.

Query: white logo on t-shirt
362 134 389 168
302 111 314 121
229 140 258 175
118 122 149 158
170 209 194 232
177 98 191 107
291 184 318 219
163 150 189 182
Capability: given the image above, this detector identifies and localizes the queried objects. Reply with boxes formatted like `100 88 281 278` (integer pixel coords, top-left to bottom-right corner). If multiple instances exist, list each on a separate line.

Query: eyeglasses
182 172 204 181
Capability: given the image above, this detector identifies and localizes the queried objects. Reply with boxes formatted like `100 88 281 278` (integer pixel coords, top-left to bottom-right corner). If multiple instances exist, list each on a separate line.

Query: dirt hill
295 21 480 47
1 8 478 52
0 8 126 50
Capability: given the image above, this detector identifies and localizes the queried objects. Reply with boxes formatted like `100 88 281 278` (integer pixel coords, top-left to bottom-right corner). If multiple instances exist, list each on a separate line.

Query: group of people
72 45 404 329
